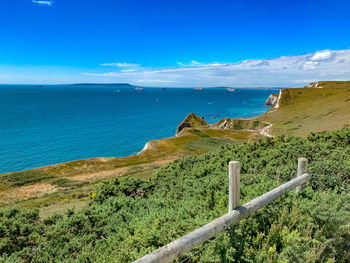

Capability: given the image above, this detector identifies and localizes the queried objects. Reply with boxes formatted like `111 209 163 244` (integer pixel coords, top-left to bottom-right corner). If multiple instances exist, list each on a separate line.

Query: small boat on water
135 87 144 92
160 87 166 90
226 88 236 92
194 88 204 91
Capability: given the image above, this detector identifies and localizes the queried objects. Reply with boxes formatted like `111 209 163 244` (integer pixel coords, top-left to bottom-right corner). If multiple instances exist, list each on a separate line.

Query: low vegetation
0 171 54 187
0 128 349 262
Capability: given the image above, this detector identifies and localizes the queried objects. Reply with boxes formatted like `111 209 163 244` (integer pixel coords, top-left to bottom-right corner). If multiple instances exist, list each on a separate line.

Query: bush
0 129 349 262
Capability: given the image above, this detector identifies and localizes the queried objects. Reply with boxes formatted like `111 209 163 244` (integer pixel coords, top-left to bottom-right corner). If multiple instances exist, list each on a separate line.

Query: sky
0 0 350 87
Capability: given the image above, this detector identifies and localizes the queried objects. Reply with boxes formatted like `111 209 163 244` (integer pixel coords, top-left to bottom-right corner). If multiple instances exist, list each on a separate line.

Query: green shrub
0 128 349 262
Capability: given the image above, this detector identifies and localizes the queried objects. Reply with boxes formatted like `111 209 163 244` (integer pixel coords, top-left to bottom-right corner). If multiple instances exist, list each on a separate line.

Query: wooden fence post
229 161 240 212
296 158 308 192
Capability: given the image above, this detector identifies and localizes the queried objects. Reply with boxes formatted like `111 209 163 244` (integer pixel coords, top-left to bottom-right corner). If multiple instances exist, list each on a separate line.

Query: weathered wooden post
296 158 308 192
229 161 240 212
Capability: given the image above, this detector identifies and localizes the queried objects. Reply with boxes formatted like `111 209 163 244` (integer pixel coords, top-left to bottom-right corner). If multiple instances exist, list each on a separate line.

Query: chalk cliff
265 94 279 107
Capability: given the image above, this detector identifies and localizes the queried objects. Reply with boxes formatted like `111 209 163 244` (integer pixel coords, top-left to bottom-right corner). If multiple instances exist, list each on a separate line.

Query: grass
186 136 237 152
0 170 54 187
176 113 209 134
259 84 350 136
39 198 88 219
51 178 85 188
310 80 350 88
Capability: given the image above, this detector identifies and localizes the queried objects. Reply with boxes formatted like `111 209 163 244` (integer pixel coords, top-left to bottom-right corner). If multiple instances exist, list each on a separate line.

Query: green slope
0 129 349 262
259 84 350 136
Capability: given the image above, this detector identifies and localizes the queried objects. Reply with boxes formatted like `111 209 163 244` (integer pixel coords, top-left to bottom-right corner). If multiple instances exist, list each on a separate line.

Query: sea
0 85 280 173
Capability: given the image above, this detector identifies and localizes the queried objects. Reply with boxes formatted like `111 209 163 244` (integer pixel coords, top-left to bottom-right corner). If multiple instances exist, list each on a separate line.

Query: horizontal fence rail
133 158 310 263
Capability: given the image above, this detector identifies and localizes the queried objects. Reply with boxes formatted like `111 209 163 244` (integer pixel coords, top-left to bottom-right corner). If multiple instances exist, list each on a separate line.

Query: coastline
128 92 281 155
2 81 350 212
2 90 280 175
0 92 277 206
0 86 277 174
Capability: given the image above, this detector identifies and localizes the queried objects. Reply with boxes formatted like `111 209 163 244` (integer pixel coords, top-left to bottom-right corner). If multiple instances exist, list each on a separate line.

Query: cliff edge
176 113 209 135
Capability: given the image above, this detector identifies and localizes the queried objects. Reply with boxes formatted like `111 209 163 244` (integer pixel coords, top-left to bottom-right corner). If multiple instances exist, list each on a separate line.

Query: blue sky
0 0 350 86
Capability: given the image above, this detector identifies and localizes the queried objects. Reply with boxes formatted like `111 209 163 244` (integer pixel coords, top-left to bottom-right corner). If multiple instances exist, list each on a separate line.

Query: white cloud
303 61 319 70
177 60 203 67
191 60 201 65
82 49 350 87
308 50 334 61
32 0 54 6
101 62 139 68
137 79 176 83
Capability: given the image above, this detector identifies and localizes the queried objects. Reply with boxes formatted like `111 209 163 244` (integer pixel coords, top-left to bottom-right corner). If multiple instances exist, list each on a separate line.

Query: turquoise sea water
0 85 279 173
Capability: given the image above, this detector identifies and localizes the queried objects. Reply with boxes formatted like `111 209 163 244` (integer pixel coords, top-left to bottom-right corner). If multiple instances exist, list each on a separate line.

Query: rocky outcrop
212 118 233 129
137 140 157 155
212 118 268 131
265 94 279 107
175 113 209 136
306 82 323 88
259 122 273 137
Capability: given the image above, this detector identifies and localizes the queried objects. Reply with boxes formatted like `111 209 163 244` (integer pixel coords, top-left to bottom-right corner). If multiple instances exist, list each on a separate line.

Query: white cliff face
307 82 324 88
137 141 155 155
265 93 279 107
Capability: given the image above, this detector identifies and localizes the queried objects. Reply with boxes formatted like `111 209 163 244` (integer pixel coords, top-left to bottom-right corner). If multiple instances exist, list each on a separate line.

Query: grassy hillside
306 81 350 89
176 113 209 135
0 127 262 213
0 129 349 262
259 86 350 136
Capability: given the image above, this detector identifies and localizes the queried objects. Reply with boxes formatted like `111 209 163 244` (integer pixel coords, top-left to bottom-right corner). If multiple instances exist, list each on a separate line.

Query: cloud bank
32 1 54 6
100 62 139 68
83 49 350 87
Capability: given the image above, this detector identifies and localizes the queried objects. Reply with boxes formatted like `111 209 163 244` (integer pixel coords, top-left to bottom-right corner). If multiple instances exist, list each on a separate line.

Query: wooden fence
133 158 310 263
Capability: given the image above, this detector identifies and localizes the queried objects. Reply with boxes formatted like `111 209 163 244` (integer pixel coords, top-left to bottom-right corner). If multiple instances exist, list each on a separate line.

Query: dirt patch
1 183 57 205
70 157 176 182
71 167 129 182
